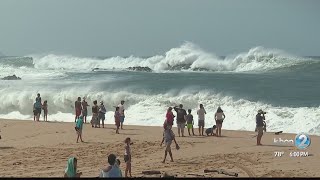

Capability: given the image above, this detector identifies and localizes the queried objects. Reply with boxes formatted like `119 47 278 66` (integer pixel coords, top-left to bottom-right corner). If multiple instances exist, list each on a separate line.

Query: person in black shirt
174 104 187 137
256 109 266 146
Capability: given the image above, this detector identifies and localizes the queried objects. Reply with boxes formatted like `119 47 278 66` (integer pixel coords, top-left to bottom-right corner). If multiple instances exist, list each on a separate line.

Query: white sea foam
0 87 319 135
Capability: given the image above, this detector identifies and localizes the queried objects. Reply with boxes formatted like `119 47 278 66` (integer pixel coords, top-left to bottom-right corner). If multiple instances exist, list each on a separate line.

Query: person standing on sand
165 107 175 128
160 122 179 163
81 97 89 123
186 109 195 136
197 104 206 136
42 100 48 122
33 102 37 121
215 107 225 137
117 100 125 129
91 100 99 128
34 93 42 121
98 101 107 128
256 109 266 146
75 97 82 122
114 107 121 134
174 104 187 137
75 116 84 143
64 157 82 177
124 137 132 177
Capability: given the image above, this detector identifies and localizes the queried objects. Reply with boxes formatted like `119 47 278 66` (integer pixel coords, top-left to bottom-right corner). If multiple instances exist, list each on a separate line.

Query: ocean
0 43 319 135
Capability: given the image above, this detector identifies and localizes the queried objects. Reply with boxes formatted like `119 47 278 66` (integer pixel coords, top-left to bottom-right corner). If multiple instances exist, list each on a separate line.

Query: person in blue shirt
75 116 84 143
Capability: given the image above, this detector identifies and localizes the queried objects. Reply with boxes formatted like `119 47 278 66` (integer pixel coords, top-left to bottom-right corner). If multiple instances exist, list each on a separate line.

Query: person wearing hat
256 109 266 146
173 104 187 137
117 100 125 129
98 101 107 128
81 97 89 123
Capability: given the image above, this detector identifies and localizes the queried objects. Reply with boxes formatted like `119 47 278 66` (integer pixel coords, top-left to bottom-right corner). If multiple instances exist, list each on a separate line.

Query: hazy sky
0 0 319 56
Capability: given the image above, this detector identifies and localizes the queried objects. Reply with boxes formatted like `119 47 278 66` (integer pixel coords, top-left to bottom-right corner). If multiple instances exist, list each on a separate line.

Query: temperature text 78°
274 151 285 157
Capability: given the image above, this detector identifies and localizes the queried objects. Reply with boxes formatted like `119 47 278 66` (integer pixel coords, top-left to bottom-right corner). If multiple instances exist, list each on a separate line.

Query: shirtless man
75 97 82 122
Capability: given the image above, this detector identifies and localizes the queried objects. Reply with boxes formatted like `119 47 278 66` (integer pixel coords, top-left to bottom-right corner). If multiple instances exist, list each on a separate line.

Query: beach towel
65 157 76 177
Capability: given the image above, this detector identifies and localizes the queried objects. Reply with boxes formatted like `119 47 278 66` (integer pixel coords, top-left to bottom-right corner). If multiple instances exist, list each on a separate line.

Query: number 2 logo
295 133 311 150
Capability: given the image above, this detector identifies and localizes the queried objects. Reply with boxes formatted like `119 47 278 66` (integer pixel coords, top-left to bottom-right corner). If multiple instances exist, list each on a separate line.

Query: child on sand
186 109 195 136
114 107 121 134
75 116 84 143
33 102 37 121
160 122 179 163
124 137 132 177
100 154 122 178
64 157 82 177
42 100 48 122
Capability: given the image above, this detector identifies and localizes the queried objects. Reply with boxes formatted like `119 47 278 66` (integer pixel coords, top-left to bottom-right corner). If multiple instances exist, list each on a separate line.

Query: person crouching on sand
64 157 82 177
114 107 121 134
75 116 84 143
160 122 179 163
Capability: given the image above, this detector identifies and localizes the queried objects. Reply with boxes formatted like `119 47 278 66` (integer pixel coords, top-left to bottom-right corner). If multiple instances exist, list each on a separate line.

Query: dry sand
0 119 319 178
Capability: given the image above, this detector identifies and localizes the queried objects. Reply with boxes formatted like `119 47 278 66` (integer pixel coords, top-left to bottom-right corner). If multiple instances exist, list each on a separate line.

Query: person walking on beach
81 97 89 123
174 104 187 137
117 100 125 129
124 137 132 177
34 93 42 121
214 107 225 137
75 97 82 122
165 107 175 127
42 100 48 122
91 100 99 128
256 109 266 146
197 104 206 136
114 107 121 134
160 122 179 163
75 116 84 143
186 109 195 136
64 157 82 177
98 101 106 128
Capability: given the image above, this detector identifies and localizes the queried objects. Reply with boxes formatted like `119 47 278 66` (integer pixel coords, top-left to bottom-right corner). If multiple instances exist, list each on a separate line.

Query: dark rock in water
1 75 21 80
92 68 99 71
127 66 152 72
192 67 210 71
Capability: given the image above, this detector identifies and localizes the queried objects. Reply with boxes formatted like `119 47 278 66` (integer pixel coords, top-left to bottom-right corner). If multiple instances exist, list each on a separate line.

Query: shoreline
0 118 319 177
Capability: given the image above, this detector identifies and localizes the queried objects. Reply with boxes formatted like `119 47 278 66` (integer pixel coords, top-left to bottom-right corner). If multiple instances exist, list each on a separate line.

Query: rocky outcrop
126 66 152 72
1 75 21 80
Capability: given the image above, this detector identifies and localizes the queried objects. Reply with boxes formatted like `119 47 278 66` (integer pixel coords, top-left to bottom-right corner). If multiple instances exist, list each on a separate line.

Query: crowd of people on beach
28 93 267 177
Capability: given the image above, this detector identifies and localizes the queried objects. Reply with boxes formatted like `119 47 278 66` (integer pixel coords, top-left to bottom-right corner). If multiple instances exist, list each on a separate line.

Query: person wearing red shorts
75 97 82 122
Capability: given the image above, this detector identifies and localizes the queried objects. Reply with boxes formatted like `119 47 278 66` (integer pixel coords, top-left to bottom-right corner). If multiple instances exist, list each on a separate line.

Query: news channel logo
295 133 311 150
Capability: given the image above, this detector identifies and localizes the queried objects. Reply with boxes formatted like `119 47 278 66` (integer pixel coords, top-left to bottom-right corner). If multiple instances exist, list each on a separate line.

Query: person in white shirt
197 104 206 136
118 100 125 129
214 107 226 137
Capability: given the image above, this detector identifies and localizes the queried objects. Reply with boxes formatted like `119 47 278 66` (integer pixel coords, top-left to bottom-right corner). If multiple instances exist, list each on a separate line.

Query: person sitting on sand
99 154 123 178
98 101 106 128
114 107 121 134
64 157 82 177
256 109 266 146
42 100 48 122
165 107 175 127
75 97 82 123
160 122 179 163
91 100 99 128
174 104 187 137
82 97 89 123
124 137 132 177
186 109 195 136
215 107 225 137
197 104 206 136
75 116 84 143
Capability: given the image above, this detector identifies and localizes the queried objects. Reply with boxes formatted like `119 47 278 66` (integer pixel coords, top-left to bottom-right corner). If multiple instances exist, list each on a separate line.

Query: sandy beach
0 119 319 178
